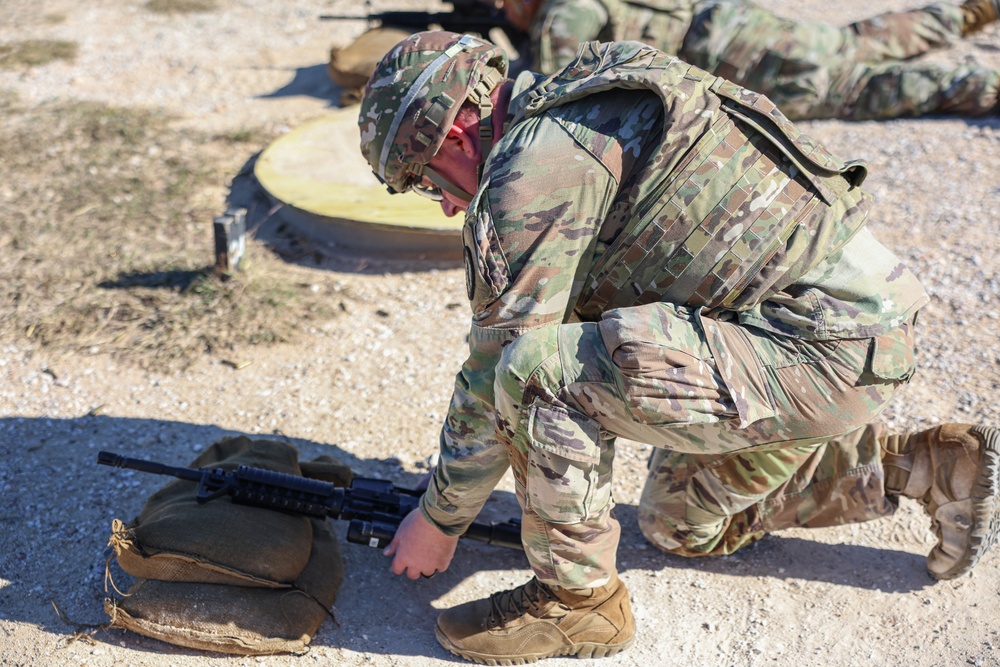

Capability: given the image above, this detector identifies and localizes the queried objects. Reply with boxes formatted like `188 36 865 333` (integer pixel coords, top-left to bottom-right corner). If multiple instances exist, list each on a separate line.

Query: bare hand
383 508 459 580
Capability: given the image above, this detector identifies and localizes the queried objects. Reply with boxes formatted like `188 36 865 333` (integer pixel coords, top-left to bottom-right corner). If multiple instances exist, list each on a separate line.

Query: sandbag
109 436 314 587
328 27 414 105
105 519 343 655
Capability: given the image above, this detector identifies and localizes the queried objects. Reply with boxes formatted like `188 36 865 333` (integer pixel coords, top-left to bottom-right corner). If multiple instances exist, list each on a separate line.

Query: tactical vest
509 41 872 316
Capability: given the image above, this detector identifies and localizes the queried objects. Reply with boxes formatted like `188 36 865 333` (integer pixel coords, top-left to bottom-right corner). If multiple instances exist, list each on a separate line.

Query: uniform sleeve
532 0 609 74
420 112 619 535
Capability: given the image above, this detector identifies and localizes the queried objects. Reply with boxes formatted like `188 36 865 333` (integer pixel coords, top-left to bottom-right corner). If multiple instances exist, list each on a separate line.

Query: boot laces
486 577 558 629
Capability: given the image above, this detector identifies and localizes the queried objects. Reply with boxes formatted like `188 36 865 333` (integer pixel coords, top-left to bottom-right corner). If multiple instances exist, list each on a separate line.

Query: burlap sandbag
109 436 320 587
105 518 343 655
328 27 413 105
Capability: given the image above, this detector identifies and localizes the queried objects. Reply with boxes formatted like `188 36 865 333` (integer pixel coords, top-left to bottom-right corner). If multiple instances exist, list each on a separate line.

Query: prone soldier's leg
681 2 999 120
819 58 999 119
843 2 969 62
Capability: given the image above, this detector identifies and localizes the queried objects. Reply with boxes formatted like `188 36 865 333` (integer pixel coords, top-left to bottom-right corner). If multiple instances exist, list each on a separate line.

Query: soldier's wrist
418 491 468 538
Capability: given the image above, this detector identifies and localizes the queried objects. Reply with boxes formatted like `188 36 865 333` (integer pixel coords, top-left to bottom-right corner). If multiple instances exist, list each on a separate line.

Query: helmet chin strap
419 68 506 206
422 166 474 205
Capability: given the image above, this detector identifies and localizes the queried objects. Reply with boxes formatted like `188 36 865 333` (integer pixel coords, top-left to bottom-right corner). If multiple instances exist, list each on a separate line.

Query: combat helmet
358 31 508 204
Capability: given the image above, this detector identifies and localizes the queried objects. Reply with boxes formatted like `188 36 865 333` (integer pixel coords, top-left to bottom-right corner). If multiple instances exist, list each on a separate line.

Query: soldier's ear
443 123 481 161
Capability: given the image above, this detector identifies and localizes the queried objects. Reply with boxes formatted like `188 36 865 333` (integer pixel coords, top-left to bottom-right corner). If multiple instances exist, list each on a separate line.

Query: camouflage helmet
358 31 509 200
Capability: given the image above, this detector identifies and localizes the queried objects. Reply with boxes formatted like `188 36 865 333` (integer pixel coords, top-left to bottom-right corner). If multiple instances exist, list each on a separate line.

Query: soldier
503 0 1000 119
358 31 1000 663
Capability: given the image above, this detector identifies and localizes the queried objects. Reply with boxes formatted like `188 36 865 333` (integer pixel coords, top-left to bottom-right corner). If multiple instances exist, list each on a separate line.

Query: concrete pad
254 108 464 260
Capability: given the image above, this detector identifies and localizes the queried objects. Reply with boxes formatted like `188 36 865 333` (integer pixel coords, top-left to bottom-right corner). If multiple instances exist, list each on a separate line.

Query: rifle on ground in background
319 0 525 43
97 450 523 551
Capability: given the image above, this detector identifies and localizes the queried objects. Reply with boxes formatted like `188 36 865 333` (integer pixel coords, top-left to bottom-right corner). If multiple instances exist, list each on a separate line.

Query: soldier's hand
384 508 459 580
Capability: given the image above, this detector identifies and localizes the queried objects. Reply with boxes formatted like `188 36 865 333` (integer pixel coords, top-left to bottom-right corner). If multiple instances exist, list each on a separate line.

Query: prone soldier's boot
961 0 1000 34
435 573 635 663
881 424 1000 579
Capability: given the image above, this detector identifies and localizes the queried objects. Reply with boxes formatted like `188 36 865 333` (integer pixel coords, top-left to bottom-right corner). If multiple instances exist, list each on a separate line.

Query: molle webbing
580 100 871 314
597 113 815 311
515 42 872 314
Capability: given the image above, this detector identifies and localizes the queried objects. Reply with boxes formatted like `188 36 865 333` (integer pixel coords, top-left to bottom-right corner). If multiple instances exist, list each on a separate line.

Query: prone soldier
503 0 1000 119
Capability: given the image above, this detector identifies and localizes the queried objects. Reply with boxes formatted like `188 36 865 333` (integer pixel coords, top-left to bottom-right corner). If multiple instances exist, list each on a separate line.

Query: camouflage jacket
602 0 695 52
420 41 928 535
530 0 696 72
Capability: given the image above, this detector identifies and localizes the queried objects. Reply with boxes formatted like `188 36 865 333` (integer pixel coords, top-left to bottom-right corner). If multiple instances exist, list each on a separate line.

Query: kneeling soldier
357 31 1000 663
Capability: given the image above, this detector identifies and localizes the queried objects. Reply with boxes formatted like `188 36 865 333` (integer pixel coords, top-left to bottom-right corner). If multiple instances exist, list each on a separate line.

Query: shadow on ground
256 63 342 106
0 414 933 660
612 503 932 594
0 414 517 657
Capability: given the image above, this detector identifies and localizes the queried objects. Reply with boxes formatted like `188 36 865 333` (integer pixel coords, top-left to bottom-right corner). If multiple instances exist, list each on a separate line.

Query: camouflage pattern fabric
358 32 507 194
508 50 877 319
528 0 1000 119
492 304 911 586
415 41 929 589
638 421 895 558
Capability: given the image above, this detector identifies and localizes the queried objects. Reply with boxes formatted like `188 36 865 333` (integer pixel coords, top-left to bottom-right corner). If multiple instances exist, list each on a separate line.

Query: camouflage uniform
529 0 1000 119
417 41 929 589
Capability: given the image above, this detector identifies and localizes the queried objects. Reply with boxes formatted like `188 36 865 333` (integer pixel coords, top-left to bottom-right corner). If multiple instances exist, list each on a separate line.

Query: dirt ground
1 1 999 666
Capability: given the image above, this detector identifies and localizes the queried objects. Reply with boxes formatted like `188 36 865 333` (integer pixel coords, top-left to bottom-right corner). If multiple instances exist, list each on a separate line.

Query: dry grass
0 39 77 69
144 0 219 14
0 97 342 368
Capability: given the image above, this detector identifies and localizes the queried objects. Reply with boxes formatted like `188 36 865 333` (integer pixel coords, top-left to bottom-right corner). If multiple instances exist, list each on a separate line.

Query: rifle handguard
97 450 524 552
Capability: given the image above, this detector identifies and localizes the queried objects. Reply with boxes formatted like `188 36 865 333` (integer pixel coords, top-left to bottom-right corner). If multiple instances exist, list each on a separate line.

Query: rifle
319 0 525 41
97 451 523 551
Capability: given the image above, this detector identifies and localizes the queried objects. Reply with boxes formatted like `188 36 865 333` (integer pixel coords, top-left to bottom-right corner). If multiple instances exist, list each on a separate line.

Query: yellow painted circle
254 110 462 231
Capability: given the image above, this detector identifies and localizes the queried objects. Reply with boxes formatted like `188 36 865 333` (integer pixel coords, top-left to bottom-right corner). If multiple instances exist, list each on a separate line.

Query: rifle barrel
462 519 522 550
97 451 204 483
318 11 511 29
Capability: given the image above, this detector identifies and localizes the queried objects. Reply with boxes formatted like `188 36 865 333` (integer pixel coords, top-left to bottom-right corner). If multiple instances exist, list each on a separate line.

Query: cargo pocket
868 323 917 382
525 402 610 525
599 304 746 427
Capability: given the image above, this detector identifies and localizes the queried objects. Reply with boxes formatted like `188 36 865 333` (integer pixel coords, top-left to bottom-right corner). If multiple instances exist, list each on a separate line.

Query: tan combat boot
882 424 1000 579
435 573 635 664
961 0 1000 34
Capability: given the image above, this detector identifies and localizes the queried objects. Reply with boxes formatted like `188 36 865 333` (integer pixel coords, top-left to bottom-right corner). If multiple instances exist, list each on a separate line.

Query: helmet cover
358 31 509 194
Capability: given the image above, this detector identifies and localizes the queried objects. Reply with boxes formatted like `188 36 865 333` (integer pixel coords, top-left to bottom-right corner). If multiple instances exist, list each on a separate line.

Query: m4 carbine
97 451 523 551
320 0 524 41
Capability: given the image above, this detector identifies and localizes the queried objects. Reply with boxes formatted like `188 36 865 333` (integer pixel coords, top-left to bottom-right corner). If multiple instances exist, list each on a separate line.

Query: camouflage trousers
680 0 999 119
493 303 916 589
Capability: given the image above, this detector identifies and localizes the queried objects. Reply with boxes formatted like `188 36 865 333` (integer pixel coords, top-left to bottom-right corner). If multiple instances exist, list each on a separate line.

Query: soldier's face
502 0 541 31
413 175 468 217
439 191 469 217
425 132 481 216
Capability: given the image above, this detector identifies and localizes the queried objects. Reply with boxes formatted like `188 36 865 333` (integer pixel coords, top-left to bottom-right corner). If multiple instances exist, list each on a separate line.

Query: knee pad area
496 327 564 389
637 503 733 557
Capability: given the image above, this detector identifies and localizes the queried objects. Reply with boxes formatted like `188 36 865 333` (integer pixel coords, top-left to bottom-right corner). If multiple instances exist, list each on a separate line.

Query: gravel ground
1 1 999 666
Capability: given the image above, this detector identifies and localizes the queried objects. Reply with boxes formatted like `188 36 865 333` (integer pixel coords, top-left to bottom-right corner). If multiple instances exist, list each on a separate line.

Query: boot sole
932 425 1000 580
434 623 635 665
